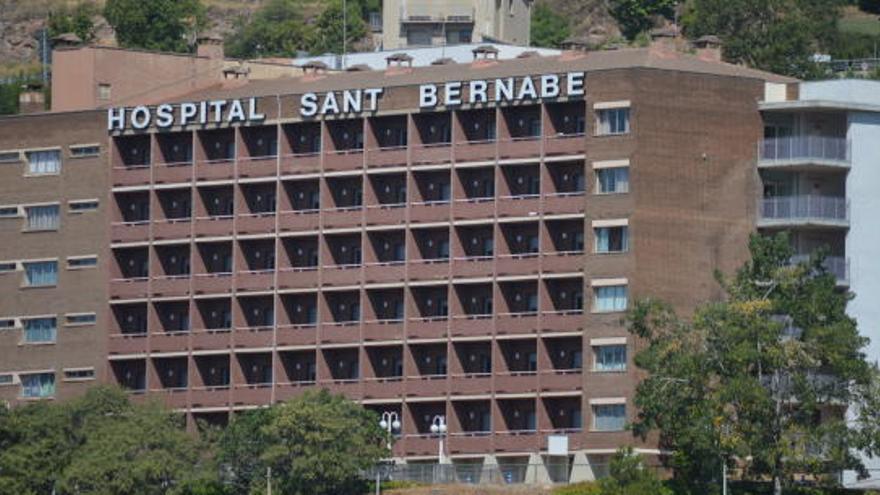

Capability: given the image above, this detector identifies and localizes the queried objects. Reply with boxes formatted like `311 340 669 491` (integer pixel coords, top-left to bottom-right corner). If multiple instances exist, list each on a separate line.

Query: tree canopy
530 3 571 48
103 0 207 53
609 0 676 40
48 2 97 43
627 233 880 495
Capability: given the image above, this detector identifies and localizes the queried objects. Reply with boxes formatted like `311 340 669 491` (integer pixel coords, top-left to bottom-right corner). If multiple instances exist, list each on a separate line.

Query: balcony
496 254 539 277
540 369 582 392
362 377 405 400
758 195 849 228
279 210 320 232
494 430 540 453
277 267 318 289
407 317 448 339
232 384 272 405
543 192 585 215
151 275 190 297
111 278 149 300
450 315 493 338
365 205 407 226
112 165 150 187
321 322 361 345
111 221 149 243
195 159 234 181
363 319 404 342
790 254 850 286
108 333 148 355
411 143 452 166
544 133 586 157
237 213 275 235
495 312 539 336
452 256 493 278
409 201 450 224
455 139 495 163
238 155 277 179
447 433 491 455
321 379 362 400
192 273 232 295
542 251 584 274
151 331 190 353
236 269 274 292
322 264 362 286
408 259 449 281
152 219 191 240
150 389 189 409
280 152 320 176
541 310 583 333
759 136 849 169
190 386 231 408
495 372 538 394
453 198 494 221
323 150 363 172
450 373 491 395
497 195 541 218
364 262 406 284
323 207 362 229
276 324 317 347
276 381 314 401
191 328 232 351
403 434 442 456
498 137 541 161
233 326 274 348
194 215 234 238
154 162 193 184
366 146 407 168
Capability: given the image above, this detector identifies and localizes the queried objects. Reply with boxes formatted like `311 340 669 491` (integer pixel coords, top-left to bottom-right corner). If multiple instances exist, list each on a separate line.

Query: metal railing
759 136 849 164
759 195 849 223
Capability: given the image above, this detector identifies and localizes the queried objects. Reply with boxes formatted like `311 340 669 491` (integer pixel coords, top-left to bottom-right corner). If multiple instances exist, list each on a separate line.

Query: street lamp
376 411 401 495
429 414 448 464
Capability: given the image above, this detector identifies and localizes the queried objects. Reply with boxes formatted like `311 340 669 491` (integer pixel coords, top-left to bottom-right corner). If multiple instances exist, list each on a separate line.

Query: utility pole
267 466 272 495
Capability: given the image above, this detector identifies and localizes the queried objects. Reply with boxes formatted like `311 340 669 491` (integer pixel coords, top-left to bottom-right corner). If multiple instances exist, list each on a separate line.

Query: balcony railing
790 254 850 284
759 136 850 165
758 195 849 225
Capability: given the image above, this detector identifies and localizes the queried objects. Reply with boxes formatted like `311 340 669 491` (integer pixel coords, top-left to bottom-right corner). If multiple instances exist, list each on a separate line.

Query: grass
839 6 880 36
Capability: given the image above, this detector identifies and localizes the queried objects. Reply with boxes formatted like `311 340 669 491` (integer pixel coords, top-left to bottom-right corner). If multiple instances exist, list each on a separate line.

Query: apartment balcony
790 254 850 286
366 146 407 168
450 315 493 338
541 310 584 333
195 159 234 182
277 267 318 289
402 435 441 456
192 273 233 295
190 386 231 408
279 210 320 232
453 198 494 221
498 137 542 161
364 262 406 284
494 430 540 453
759 136 850 169
323 207 362 229
150 389 189 409
496 254 540 277
497 195 541 218
232 384 272 405
276 324 317 347
409 201 451 224
455 139 495 163
321 322 361 345
280 152 321 176
400 4 474 23
112 221 149 243
321 379 362 400
151 275 190 297
233 326 274 348
365 205 407 226
542 251 584 274
452 256 493 278
408 316 448 339
112 165 150 187
544 133 586 157
151 331 190 353
276 381 314 401
543 192 585 215
362 377 405 400
154 162 193 184
153 219 191 240
237 213 276 235
447 433 491 455
540 369 582 392
323 150 363 172
411 143 452 166
408 259 449 281
322 264 362 286
363 319 404 342
758 195 849 228
111 278 149 300
406 374 447 397
495 312 539 336
191 328 232 351
495 371 539 394
236 269 274 292
238 156 277 179
194 215 234 238
108 333 148 355
450 373 491 395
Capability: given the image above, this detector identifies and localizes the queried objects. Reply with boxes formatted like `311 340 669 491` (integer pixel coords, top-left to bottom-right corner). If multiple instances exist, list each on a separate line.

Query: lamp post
377 411 401 495
429 415 448 464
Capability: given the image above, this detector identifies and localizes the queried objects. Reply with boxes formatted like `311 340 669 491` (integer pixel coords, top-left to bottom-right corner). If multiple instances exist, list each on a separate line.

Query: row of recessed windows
0 255 98 287
0 200 100 232
0 369 96 398
0 313 97 344
0 145 101 176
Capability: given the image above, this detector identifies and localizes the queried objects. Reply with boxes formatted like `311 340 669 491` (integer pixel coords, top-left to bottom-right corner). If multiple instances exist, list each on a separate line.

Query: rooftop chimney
19 83 46 114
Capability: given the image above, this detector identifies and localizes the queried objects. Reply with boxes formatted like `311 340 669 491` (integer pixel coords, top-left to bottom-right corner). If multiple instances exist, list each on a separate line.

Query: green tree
48 2 97 42
261 390 388 495
597 448 672 495
683 0 842 78
627 233 879 495
311 0 368 55
530 2 571 48
213 408 274 494
224 0 315 59
103 0 206 53
610 0 676 40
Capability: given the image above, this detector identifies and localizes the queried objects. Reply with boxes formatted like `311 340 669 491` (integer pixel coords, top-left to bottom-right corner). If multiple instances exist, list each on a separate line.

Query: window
25 205 60 231
0 319 15 329
20 372 55 398
69 200 99 213
596 167 629 194
23 317 56 343
66 313 97 326
68 256 98 269
25 150 61 175
594 345 627 372
594 285 627 313
596 108 630 135
70 145 100 158
595 226 628 253
98 83 112 100
0 374 12 385
63 368 95 381
0 206 19 218
592 404 626 432
23 261 58 287
0 151 20 163
0 262 15 273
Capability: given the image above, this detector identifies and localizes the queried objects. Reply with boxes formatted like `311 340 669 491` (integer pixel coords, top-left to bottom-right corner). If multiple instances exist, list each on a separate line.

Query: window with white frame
596 167 629 194
0 262 15 273
67 256 98 269
70 145 100 158
594 226 628 253
69 200 99 213
0 206 19 218
23 261 58 287
594 345 627 372
0 374 12 385
22 317 56 344
593 284 628 313
24 205 60 231
20 372 55 398
25 150 61 175
596 108 630 135
0 151 20 163
592 403 626 431
63 368 95 381
0 318 15 330
66 313 97 326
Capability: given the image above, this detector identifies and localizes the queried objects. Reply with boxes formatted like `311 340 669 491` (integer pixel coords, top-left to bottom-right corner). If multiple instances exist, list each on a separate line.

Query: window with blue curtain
594 285 628 312
20 372 55 398
26 150 61 175
595 345 627 372
595 226 628 253
23 317 56 343
25 205 59 231
597 167 629 194
593 404 626 431
23 261 58 287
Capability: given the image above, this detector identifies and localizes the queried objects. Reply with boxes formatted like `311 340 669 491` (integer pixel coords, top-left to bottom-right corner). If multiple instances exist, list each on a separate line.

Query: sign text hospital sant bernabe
107 72 585 131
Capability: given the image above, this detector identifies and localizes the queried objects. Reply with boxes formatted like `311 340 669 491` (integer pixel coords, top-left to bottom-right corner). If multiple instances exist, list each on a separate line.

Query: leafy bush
553 481 602 495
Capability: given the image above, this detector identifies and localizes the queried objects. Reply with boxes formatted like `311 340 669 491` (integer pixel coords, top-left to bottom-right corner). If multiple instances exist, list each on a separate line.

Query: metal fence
759 195 849 223
759 136 850 164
